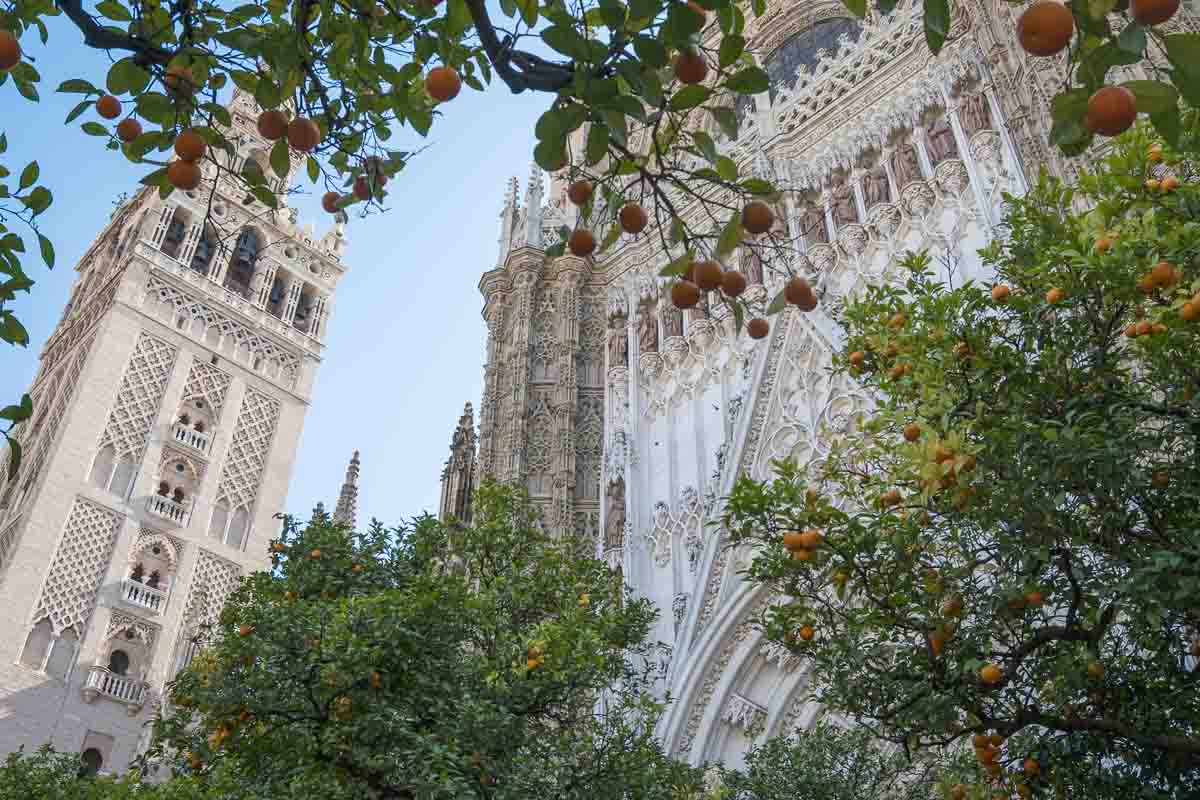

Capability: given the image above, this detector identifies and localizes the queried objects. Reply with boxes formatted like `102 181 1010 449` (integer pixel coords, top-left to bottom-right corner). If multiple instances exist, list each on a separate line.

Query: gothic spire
438 403 477 523
333 450 360 528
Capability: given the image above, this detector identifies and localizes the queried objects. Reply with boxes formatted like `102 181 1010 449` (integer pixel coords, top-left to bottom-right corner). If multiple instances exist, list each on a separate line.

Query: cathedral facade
0 90 349 774
445 0 1200 773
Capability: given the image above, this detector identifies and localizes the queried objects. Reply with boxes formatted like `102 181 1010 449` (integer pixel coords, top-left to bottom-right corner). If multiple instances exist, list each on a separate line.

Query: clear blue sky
0 16 548 526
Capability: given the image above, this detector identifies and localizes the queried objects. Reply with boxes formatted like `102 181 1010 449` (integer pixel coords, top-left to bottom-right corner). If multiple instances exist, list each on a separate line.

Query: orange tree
139 482 705 799
722 121 1200 799
0 0 1198 476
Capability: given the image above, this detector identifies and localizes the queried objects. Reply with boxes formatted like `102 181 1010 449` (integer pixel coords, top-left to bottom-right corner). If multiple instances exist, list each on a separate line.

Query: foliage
0 0 1195 478
724 121 1200 798
138 482 699 799
711 720 959 800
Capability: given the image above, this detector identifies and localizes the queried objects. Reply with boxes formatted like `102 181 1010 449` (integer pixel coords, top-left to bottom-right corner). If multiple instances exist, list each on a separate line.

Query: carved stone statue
863 166 890 208
800 206 828 244
662 302 684 338
740 247 764 284
831 181 858 226
926 116 958 165
608 326 628 367
638 302 658 353
604 478 626 550
891 143 923 186
961 93 992 136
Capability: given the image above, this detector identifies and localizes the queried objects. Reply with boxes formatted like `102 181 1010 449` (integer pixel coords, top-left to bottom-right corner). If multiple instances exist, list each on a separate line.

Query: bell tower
0 90 347 774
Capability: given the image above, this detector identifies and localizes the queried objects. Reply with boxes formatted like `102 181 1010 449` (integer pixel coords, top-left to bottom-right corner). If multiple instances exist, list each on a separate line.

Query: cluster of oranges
525 644 545 671
166 129 208 190
564 179 652 257
781 526 823 562
1016 0 1181 138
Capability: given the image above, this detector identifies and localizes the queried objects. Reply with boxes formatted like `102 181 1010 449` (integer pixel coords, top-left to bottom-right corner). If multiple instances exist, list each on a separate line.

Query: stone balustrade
80 666 148 714
121 577 168 614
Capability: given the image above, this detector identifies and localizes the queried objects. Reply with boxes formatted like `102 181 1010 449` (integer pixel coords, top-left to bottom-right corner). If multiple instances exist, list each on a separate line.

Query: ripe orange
721 270 747 298
288 117 321 152
1130 0 1179 25
942 596 963 616
618 202 648 233
1084 86 1137 137
1161 176 1180 192
425 65 462 102
979 663 1003 684
674 49 708 85
257 109 288 140
1147 144 1164 163
1087 660 1105 679
791 548 813 562
1045 287 1065 304
568 228 596 257
747 318 769 339
1136 319 1153 336
370 670 383 689
1095 235 1114 253
928 630 947 656
742 201 774 234
694 259 723 290
953 342 971 359
671 280 701 310
903 423 921 442
1151 469 1169 489
799 529 821 549
991 284 1011 303
782 531 806 551
887 312 907 329
96 95 122 120
1024 757 1040 776
798 624 814 641
0 30 20 71
881 488 902 507
167 160 202 190
1125 323 1140 337
175 129 206 162
1025 590 1045 606
310 548 322 559
1016 2 1074 56
116 118 142 143
971 734 988 749
1151 260 1176 286
238 624 254 637
1146 178 1162 192
785 276 815 307
1181 302 1200 322
848 350 866 368
351 563 362 573
567 180 593 206
322 192 342 214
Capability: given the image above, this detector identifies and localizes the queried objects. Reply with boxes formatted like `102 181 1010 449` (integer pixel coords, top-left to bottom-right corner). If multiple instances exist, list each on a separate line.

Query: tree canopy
1 0 1198 476
726 121 1200 799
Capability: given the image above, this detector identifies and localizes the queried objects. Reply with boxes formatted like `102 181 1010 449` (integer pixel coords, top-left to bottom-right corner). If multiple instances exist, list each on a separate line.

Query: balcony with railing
146 494 190 526
172 422 211 454
81 666 148 714
121 577 168 614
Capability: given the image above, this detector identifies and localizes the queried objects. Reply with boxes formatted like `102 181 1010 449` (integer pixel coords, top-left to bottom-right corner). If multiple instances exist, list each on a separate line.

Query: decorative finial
333 450 360 528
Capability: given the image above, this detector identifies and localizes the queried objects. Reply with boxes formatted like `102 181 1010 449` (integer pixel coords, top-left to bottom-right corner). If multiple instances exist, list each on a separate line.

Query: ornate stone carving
30 498 122 634
722 693 768 736
890 142 923 187
637 302 659 354
862 165 891 208
830 180 857 226
926 114 958 165
960 91 992 136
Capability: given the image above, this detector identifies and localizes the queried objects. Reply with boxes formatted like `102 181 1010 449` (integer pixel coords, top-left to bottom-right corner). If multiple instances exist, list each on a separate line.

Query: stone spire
333 450 360 528
523 163 544 248
497 176 520 266
438 403 477 524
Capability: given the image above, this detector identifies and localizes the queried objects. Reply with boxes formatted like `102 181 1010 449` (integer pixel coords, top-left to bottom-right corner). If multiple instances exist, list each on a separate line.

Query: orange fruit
928 630 947 656
848 350 866 368
942 596 963 616
693 259 723 290
167 160 202 190
674 49 708 85
1151 469 1169 489
310 548 322 559
271 542 286 553
798 624 814 641
618 202 648 233
1016 2 1074 56
991 284 1011 303
257 109 288 140
1136 320 1153 336
1161 176 1180 192
0 30 20 71
903 423 921 442
1026 590 1045 607
426 65 462 102
721 270 747 297
949 785 967 800
1095 235 1114 253
1125 323 1139 337
1146 178 1162 192
742 201 774 234
781 531 806 551
1084 86 1137 137
1151 260 1176 286
116 118 142 143
288 117 321 152
238 624 254 637
567 180 593 206
979 663 1003 684
1130 0 1179 25
791 548 813 562
568 228 596 257
353 176 372 200
799 529 821 549
881 488 902 507
1180 302 1200 322
747 318 769 339
175 129 206 162
1045 287 1065 304
953 342 971 359
1147 145 1164 163
888 312 907 329
322 192 342 214
972 734 989 749
96 95 122 120
671 280 701 310
785 276 815 307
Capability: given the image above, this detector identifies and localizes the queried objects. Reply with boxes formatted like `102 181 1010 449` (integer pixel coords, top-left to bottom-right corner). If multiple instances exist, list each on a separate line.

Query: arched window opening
19 618 53 670
190 226 218 275
225 229 260 299
226 507 250 550
293 285 317 333
109 455 136 499
80 748 103 777
160 208 192 260
266 274 287 319
107 648 130 676
764 18 863 101
208 502 229 541
44 627 78 680
89 445 116 491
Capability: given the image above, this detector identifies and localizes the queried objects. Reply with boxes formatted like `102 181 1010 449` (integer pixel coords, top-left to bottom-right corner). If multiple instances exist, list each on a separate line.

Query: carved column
849 170 868 222
553 268 584 535
309 294 329 339
822 190 837 240
253 261 278 310
911 128 935 180
941 83 994 229
178 223 204 269
880 147 902 202
982 84 1030 195
477 280 509 479
280 276 303 324
149 204 174 249
507 268 539 484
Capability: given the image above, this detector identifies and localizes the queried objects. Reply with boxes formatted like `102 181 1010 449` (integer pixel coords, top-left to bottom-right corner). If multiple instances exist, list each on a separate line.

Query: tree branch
57 0 173 64
461 0 573 93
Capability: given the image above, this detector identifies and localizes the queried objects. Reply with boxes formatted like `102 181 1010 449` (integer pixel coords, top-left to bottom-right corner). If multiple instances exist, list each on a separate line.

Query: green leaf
516 0 537 26
632 36 668 69
725 67 769 95
1117 22 1146 55
740 177 775 196
599 223 622 254
716 213 742 259
37 234 53 269
0 312 29 346
534 139 567 171
18 162 38 191
6 439 21 481
57 78 99 95
542 26 593 61
250 185 278 209
307 157 320 183
719 35 746 68
692 131 718 163
64 99 91 125
709 106 738 139
766 287 787 315
586 123 609 166
659 249 694 277
841 0 867 17
1150 107 1182 148
1050 88 1090 123
96 0 132 21
1121 80 1179 114
715 155 738 181
1078 43 1140 87
24 187 51 216
106 58 150 95
270 138 290 179
730 298 744 333
922 0 950 54
670 85 711 112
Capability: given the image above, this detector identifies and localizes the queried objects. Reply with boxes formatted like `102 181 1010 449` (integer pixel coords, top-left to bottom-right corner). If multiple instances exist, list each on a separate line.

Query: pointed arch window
763 17 863 100
225 229 260 298
190 225 218 275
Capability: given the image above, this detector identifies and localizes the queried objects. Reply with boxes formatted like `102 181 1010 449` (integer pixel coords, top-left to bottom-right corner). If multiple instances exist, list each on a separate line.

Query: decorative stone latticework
448 0 1200 774
0 87 346 772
